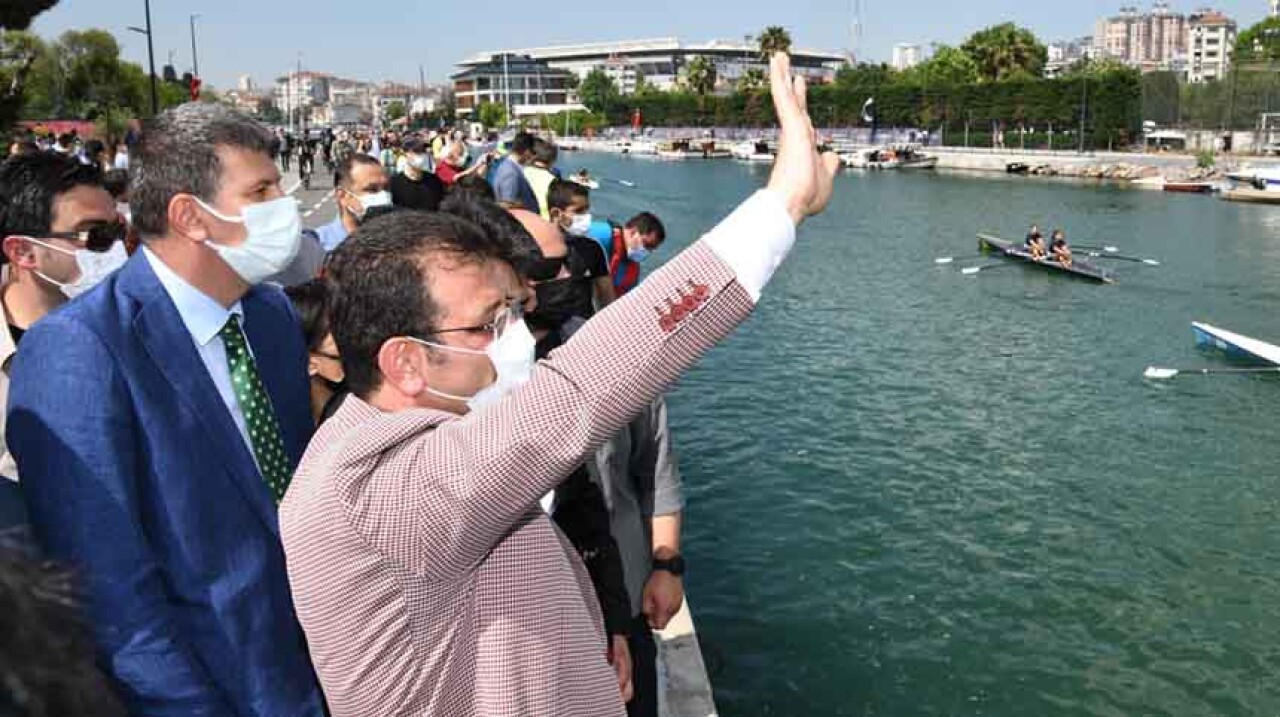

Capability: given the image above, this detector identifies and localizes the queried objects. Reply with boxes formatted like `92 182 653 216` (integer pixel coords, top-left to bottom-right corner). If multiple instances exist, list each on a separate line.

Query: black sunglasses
45 223 127 252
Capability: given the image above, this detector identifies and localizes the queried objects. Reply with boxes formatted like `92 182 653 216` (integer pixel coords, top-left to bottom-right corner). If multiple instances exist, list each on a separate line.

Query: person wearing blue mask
584 211 666 297
8 103 326 717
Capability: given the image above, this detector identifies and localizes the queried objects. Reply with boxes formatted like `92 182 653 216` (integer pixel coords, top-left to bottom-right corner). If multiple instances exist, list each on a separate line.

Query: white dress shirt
702 189 797 301
143 249 260 471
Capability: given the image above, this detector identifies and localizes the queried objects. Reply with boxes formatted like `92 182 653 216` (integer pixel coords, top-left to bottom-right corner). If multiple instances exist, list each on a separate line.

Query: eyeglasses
42 223 127 252
429 298 525 342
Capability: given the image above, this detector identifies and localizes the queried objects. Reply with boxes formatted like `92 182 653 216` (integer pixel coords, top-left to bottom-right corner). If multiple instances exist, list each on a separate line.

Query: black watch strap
652 554 685 577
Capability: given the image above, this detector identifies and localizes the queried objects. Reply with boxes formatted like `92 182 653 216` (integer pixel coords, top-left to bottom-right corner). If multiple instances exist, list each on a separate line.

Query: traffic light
189 76 202 101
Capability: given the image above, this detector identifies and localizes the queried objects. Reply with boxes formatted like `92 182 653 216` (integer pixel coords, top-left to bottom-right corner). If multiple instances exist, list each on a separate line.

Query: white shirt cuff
702 189 796 301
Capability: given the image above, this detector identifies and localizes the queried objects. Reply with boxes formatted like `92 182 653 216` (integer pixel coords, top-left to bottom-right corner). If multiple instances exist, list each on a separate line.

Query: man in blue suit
8 103 326 716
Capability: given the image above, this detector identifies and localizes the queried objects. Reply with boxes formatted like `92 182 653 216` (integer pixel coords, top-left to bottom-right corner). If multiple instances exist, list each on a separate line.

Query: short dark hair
402 137 426 154
546 178 588 211
101 169 130 200
335 153 381 189
130 102 274 240
284 279 334 353
450 174 495 202
0 153 103 243
626 211 666 245
0 542 126 717
511 132 537 155
56 133 74 147
9 140 39 156
84 140 105 158
326 210 518 397
438 193 538 273
531 138 557 166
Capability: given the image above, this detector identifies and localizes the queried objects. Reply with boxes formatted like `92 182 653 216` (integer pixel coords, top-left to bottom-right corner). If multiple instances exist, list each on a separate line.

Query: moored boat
1222 187 1280 204
840 144 936 170
732 140 775 162
976 234 1114 284
1163 181 1216 194
1191 322 1280 365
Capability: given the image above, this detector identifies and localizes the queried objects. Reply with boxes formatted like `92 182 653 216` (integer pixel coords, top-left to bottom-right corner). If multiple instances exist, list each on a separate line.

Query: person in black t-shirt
390 137 446 211
547 178 616 310
1024 223 1046 260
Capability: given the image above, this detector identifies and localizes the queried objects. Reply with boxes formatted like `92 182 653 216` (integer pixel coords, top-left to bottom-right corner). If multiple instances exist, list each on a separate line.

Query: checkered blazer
281 240 754 716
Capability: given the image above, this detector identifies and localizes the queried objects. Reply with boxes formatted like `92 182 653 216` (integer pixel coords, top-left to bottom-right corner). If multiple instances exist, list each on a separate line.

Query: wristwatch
652 554 686 577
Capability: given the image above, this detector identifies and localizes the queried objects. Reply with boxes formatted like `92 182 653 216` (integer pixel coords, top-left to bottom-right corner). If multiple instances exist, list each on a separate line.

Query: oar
935 254 984 265
1144 365 1280 379
1073 244 1120 253
600 177 635 187
1084 252 1161 266
961 262 1022 275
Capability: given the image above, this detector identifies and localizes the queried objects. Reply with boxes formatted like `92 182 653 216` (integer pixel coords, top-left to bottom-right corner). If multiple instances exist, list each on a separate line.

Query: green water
575 154 1280 716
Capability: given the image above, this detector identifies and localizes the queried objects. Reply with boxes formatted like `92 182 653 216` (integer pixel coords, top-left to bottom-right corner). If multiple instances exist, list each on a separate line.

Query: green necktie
219 315 291 503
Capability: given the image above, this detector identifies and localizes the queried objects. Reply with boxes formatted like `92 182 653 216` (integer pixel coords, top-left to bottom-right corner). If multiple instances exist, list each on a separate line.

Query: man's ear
376 337 426 397
307 355 321 378
167 194 212 244
2 236 38 269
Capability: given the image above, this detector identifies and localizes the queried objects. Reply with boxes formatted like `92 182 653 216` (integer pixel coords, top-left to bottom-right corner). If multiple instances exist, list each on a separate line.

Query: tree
0 0 58 30
737 68 767 93
577 67 618 114
258 99 284 125
758 26 792 58
902 45 979 86
385 100 406 122
683 55 717 97
476 101 508 129
0 30 43 127
960 23 1048 82
1235 17 1280 66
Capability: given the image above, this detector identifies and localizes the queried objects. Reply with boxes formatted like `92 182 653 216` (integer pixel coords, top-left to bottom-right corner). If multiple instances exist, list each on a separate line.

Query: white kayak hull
1192 322 1280 365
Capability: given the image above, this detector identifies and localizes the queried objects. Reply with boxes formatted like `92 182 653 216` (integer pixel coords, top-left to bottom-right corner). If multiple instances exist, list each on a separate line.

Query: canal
573 153 1280 716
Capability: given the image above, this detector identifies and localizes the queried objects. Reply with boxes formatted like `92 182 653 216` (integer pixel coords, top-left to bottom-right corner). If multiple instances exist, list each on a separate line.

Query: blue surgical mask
627 247 650 263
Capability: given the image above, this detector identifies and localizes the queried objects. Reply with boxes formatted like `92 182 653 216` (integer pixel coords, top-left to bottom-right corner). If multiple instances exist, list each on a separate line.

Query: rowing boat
976 234 1114 284
1191 322 1280 365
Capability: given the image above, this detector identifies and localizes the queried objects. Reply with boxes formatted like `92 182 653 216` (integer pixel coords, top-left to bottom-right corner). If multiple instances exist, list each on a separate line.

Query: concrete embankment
930 148 1199 181
658 600 718 717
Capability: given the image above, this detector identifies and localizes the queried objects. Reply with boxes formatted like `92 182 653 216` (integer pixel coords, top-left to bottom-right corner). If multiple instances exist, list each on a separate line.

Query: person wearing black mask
285 279 347 426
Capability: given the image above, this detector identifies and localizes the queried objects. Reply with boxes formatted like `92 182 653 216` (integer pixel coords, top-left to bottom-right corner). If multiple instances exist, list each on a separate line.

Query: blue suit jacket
8 252 326 717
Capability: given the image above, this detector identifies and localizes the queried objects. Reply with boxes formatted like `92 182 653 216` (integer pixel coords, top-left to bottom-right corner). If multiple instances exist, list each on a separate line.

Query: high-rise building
1093 2 1190 71
892 43 922 70
1187 9 1237 83
237 74 255 92
1272 0 1279 18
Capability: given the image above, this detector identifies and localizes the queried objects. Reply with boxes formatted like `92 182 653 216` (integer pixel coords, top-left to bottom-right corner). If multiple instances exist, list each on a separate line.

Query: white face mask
25 238 128 299
194 196 302 285
568 213 593 236
116 202 132 224
407 318 536 412
344 189 392 222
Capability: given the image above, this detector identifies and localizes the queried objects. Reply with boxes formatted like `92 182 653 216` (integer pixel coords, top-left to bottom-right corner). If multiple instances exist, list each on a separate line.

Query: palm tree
758 26 792 59
684 55 717 97
960 23 1047 82
737 67 767 93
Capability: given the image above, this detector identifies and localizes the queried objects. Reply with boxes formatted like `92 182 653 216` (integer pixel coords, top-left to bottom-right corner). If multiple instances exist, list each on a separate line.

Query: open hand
766 52 840 225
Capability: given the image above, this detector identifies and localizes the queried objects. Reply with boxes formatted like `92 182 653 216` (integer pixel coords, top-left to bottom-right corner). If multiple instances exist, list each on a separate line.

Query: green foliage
1235 17 1280 66
0 0 58 31
545 109 608 134
578 68 619 114
0 30 43 128
960 22 1048 82
901 45 979 86
737 68 767 93
683 56 717 96
385 100 406 122
476 101 508 129
758 26 792 58
258 99 284 125
93 105 132 146
1196 149 1216 168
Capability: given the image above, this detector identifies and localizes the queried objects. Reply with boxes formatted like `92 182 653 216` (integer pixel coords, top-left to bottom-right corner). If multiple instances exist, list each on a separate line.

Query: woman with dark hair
283 279 347 425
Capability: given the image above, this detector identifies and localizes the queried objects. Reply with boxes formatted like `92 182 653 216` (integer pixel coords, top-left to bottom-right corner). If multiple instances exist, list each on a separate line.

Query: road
281 160 339 231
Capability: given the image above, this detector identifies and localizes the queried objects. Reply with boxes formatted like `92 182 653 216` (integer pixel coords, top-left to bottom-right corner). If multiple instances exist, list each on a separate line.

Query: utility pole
189 14 201 78
127 0 159 115
502 52 512 125
1079 74 1088 153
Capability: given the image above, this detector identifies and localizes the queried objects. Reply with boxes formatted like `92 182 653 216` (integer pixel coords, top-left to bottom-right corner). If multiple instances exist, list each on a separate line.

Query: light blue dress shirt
143 249 259 468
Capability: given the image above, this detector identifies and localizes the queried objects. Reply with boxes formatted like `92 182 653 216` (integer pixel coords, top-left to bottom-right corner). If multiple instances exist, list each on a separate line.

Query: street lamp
189 14 201 78
127 0 158 116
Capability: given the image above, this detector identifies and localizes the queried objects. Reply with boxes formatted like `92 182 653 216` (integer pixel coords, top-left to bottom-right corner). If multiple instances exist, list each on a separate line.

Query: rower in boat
1024 224 1046 260
1049 229 1072 268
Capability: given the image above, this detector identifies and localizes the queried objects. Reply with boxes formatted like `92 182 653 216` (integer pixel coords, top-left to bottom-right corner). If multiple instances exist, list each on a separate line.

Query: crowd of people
0 53 838 717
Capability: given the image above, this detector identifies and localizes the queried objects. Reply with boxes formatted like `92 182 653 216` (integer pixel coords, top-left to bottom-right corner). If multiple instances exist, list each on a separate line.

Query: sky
29 0 1273 92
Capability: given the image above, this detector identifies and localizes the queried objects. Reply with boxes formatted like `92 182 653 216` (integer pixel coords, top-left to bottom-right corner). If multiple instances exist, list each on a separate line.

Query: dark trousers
627 614 658 717
0 478 32 547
